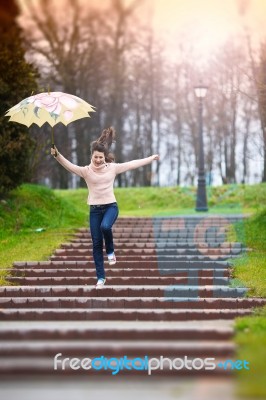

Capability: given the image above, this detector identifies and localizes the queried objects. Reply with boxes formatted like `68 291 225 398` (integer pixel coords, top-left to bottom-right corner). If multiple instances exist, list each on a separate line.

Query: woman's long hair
90 127 116 163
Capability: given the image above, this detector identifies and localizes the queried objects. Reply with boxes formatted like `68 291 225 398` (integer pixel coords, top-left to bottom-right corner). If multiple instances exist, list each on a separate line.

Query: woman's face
92 150 105 166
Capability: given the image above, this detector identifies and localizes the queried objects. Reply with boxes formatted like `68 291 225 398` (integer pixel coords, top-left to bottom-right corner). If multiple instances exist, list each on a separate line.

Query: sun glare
150 0 266 60
17 0 266 61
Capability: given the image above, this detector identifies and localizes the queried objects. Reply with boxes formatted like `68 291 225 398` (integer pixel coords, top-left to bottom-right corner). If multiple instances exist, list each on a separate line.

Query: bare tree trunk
246 35 266 182
229 94 237 183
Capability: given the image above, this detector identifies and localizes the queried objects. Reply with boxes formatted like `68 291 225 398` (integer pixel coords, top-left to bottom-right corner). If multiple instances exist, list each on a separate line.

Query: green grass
0 230 75 284
55 183 266 217
0 184 87 231
0 184 88 282
235 306 266 399
230 209 266 298
230 208 266 398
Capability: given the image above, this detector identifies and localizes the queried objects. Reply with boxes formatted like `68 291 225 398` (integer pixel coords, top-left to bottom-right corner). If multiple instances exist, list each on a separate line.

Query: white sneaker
108 252 116 265
95 278 106 288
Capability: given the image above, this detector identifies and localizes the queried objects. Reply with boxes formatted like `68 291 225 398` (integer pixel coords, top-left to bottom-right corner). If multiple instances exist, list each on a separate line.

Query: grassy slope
1 183 266 274
232 209 266 398
231 209 266 297
55 183 266 216
235 307 266 398
0 184 87 282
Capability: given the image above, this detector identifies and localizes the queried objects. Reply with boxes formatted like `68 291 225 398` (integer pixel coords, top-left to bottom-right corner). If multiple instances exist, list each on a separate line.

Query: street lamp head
194 86 208 98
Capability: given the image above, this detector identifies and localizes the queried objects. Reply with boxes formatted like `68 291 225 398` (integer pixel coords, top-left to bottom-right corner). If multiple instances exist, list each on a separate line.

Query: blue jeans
89 202 119 280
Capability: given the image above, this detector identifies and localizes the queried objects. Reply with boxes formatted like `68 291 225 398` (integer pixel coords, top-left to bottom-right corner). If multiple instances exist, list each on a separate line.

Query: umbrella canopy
5 91 95 128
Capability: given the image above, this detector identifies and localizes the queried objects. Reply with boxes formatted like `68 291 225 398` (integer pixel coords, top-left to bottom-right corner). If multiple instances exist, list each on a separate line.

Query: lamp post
194 85 208 211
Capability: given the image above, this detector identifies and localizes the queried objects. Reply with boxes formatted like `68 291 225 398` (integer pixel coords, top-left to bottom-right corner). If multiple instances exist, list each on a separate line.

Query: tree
0 0 38 195
257 42 266 182
245 35 266 183
18 0 265 187
22 0 143 188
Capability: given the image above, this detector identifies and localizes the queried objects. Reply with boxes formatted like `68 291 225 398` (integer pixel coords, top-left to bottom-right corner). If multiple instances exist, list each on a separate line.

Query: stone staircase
0 216 265 376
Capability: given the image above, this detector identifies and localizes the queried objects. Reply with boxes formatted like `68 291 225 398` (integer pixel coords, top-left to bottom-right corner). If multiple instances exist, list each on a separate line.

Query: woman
51 127 159 288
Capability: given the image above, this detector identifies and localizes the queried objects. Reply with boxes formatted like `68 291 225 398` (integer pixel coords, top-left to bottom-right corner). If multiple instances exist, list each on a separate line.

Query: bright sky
18 0 266 60
148 0 266 59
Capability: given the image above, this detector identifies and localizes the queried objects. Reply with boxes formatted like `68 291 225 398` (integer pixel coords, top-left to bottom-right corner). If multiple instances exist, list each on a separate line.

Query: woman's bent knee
101 224 112 234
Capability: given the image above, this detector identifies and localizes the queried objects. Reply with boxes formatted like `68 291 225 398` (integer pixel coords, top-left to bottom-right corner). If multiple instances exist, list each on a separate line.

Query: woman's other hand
151 154 160 161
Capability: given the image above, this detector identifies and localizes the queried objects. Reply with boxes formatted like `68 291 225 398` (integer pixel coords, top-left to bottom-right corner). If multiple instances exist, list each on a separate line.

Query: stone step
0 214 252 378
78 217 244 226
6 276 230 286
48 256 231 271
71 238 243 245
0 308 253 321
13 260 231 269
64 242 245 249
0 356 234 376
0 320 234 340
0 285 249 298
106 215 244 219
80 232 232 239
93 226 233 231
80 218 240 223
50 255 239 262
73 233 234 240
53 248 244 257
0 340 235 358
104 225 232 230
0 297 263 309
7 267 230 278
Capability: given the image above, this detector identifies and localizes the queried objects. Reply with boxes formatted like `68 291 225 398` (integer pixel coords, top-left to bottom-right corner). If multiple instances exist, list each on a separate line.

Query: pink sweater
55 153 154 205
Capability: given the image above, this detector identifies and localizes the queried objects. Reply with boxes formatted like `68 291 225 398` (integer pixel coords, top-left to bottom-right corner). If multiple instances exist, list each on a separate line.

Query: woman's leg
100 203 119 256
89 207 105 280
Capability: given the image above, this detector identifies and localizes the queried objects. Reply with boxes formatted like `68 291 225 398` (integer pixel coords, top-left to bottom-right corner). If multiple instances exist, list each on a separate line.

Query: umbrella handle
51 127 55 148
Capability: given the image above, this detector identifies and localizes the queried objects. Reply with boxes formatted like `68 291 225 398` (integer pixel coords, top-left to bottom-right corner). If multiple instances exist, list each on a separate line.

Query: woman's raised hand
151 154 160 161
51 146 59 157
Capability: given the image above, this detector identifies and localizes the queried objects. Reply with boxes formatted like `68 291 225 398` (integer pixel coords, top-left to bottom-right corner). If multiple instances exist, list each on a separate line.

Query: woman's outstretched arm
51 146 86 178
115 155 159 175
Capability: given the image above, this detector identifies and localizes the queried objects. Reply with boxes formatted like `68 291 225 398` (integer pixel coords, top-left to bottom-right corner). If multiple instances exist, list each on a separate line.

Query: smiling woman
50 127 159 289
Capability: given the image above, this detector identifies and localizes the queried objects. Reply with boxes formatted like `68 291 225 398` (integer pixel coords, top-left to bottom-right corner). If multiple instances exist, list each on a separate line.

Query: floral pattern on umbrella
6 92 95 128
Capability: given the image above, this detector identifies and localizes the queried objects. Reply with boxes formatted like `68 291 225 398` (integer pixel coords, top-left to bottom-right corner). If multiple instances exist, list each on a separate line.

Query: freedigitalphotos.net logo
54 354 250 375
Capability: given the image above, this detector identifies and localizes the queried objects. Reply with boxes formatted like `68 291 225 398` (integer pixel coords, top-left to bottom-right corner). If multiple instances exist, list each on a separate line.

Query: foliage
0 1 39 196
